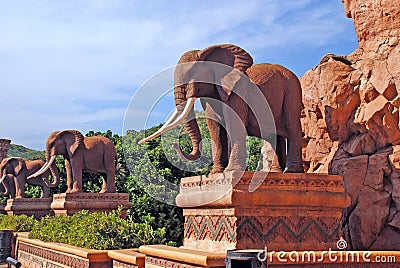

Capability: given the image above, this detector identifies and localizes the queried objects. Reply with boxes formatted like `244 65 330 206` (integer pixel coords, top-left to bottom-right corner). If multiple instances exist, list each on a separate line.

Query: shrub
29 209 166 250
0 214 37 232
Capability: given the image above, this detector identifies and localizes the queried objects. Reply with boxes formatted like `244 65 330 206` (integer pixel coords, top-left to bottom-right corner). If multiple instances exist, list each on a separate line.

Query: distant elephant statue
0 157 59 198
139 44 304 173
30 130 117 193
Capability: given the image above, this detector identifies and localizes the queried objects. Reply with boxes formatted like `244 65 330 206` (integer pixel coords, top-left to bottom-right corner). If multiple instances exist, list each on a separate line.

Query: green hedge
29 209 166 250
0 214 37 232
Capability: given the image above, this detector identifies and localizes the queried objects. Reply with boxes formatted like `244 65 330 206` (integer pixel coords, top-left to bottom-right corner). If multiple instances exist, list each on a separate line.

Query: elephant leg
15 176 25 198
101 170 116 193
70 159 83 193
284 116 304 173
9 181 16 199
284 88 304 173
285 138 304 173
223 94 248 172
204 100 229 173
40 178 50 198
65 160 73 193
100 150 117 193
274 135 287 172
100 174 107 193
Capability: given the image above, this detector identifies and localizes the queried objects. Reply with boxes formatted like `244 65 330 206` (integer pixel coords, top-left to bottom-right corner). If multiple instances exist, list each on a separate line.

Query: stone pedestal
51 193 131 217
176 171 350 252
5 198 53 218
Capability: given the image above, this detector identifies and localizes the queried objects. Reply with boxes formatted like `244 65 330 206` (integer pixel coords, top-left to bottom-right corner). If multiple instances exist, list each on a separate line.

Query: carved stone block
5 198 53 218
108 249 145 268
51 193 131 217
16 237 112 268
176 171 350 252
139 245 226 268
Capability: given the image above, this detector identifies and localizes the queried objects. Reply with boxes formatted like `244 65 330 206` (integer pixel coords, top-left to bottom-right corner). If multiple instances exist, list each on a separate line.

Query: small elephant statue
0 157 59 198
139 44 304 173
30 130 117 193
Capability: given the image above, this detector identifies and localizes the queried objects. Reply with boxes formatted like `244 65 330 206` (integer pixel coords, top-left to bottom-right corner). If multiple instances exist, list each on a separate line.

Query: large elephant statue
30 130 117 193
0 157 59 198
139 44 304 173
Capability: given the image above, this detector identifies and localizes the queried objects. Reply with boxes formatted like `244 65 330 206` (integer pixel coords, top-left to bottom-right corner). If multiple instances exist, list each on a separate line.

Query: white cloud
0 0 357 149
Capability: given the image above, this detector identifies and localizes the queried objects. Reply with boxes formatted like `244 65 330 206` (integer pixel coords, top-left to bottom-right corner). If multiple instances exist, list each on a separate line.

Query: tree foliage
7 144 44 160
29 209 165 250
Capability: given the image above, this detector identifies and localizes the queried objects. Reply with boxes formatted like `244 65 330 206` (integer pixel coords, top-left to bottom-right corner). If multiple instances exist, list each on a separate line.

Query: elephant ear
197 44 253 101
10 158 25 176
58 130 84 156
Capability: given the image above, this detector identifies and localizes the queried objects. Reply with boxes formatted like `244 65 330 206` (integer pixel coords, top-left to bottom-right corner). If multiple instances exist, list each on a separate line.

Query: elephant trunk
0 174 6 184
0 174 7 196
172 85 202 161
46 152 60 188
0 172 9 196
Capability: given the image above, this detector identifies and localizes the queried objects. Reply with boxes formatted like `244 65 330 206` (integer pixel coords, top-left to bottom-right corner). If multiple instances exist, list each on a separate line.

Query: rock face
298 0 400 250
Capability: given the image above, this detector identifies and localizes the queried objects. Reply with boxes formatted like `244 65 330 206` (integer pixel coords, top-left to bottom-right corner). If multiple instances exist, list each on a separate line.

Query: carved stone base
51 193 132 217
108 249 145 268
176 171 351 252
16 237 111 268
5 198 53 219
139 245 226 268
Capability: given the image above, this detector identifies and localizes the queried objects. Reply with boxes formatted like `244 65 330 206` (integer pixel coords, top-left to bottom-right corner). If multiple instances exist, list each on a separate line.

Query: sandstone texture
296 0 400 250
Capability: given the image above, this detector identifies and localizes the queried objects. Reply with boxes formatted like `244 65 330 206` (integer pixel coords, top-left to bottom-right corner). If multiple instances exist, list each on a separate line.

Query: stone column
0 139 10 214
0 139 11 162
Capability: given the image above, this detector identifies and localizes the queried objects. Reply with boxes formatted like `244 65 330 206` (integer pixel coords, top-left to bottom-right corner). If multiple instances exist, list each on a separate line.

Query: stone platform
139 245 226 268
5 198 53 218
176 171 350 252
51 193 131 217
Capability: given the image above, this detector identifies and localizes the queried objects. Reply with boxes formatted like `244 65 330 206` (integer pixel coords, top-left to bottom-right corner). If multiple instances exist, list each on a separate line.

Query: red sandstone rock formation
299 0 400 250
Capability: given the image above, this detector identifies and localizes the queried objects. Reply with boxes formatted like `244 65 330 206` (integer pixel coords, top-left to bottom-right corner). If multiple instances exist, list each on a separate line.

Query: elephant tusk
163 109 179 128
33 159 50 175
27 155 56 179
137 110 178 145
0 174 6 184
138 97 196 144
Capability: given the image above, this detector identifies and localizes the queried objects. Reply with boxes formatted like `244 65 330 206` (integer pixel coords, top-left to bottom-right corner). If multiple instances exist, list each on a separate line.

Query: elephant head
139 44 253 160
0 158 20 183
28 130 83 180
1 157 24 176
0 158 24 190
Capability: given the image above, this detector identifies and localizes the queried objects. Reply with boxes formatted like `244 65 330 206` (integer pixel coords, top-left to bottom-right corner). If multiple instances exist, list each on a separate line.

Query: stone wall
297 0 400 250
0 138 11 162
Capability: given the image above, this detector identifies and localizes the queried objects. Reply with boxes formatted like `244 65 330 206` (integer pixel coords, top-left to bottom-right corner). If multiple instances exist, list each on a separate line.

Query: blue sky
0 0 358 150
